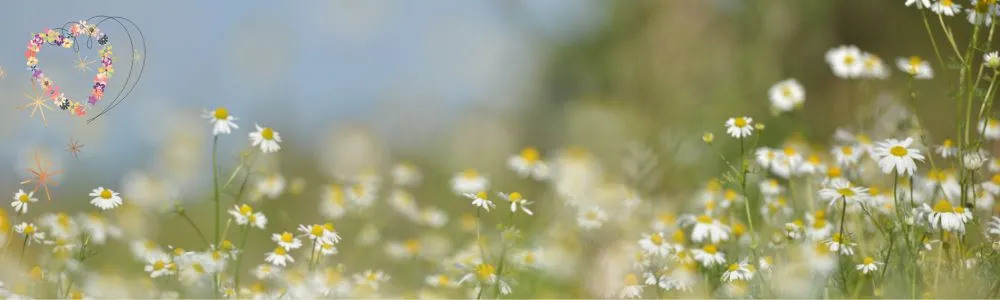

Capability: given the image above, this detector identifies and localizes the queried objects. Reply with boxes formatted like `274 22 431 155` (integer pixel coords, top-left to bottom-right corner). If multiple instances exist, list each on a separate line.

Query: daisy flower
825 233 857 256
576 206 608 230
249 124 282 153
451 169 488 195
203 107 238 135
144 252 176 278
354 269 390 291
39 213 79 239
507 147 550 180
498 192 533 215
985 51 1000 68
11 189 37 214
832 144 863 166
253 264 280 280
987 216 1000 236
297 224 341 244
264 247 294 267
755 147 778 169
724 117 754 138
871 137 925 176
856 256 883 274
227 204 268 229
425 274 460 288
931 0 962 15
896 56 933 79
638 232 672 258
721 261 754 282
861 52 891 79
14 222 47 245
982 118 1000 140
768 79 805 112
825 45 864 78
255 174 286 200
685 214 732 244
619 273 644 299
922 199 967 233
905 0 932 9
967 0 994 25
935 139 957 158
692 244 726 267
319 184 347 219
390 162 422 187
465 191 496 212
88 187 123 210
77 213 122 245
271 232 302 251
819 178 870 207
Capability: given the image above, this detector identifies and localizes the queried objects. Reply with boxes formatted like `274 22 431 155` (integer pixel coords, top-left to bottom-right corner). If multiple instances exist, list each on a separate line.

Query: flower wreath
24 20 113 117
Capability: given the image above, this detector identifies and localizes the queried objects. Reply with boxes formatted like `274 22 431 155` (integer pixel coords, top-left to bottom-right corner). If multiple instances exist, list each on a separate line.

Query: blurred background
0 0 978 297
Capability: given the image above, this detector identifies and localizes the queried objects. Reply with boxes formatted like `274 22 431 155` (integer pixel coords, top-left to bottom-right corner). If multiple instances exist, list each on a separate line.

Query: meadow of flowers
7 1 1000 299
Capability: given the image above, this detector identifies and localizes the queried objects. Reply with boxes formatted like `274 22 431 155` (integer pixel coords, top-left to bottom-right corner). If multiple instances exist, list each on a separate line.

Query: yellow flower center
658 213 676 224
673 230 686 243
281 232 294 243
624 273 639 286
475 264 496 280
733 223 747 236
274 247 287 255
463 169 479 179
100 189 112 199
520 147 540 163
943 139 953 147
837 188 856 197
57 213 71 229
808 155 821 164
18 194 29 203
585 211 598 220
650 233 664 246
221 240 234 251
828 167 842 178
476 191 488 200
955 206 966 214
707 179 722 191
438 275 450 286
724 189 738 201
697 215 713 224
404 239 421 253
310 225 324 237
908 56 922 73
239 204 253 216
781 86 792 98
703 245 718 254
734 117 748 127
992 174 1000 185
29 266 43 281
889 146 908 157
508 192 522 201
324 222 335 232
153 260 165 271
813 219 828 229
932 199 954 213
213 107 229 120
843 54 856 65
70 292 84 300
524 252 536 264
260 128 275 140
192 263 206 274
173 248 185 256
863 256 875 265
841 146 853 155
728 263 739 271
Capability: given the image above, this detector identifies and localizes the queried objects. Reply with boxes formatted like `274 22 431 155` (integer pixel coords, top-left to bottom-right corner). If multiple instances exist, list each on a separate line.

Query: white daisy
832 144 863 166
353 269 390 291
935 139 957 158
985 51 1000 68
577 206 608 230
725 117 754 138
825 233 857 256
390 162 422 187
255 173 286 200
818 178 870 207
227 204 267 229
692 244 726 267
144 252 176 278
755 147 778 169
987 216 1000 236
425 274 460 288
77 213 122 245
638 232 672 258
856 256 883 274
319 184 347 219
451 169 488 195
249 123 282 153
768 79 805 112
10 189 37 214
967 0 995 25
931 0 962 15
271 232 302 251
684 214 732 244
907 0 933 8
619 273 644 299
14 222 47 245
203 107 238 135
264 246 294 266
252 264 280 280
88 187 123 210
921 199 967 233
871 137 925 176
861 52 891 79
721 261 755 282
507 147 550 180
498 192 533 215
465 191 496 212
825 45 864 78
981 118 1000 140
896 56 933 79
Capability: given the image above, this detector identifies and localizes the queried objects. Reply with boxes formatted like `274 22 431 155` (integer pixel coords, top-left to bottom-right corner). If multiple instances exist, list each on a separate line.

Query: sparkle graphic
74 54 96 72
18 84 53 125
20 152 64 202
67 139 85 160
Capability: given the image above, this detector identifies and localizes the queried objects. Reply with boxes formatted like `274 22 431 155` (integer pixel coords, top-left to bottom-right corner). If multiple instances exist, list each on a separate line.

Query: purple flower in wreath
32 34 43 45
88 95 99 105
53 35 65 46
31 69 43 79
93 81 106 90
102 57 112 66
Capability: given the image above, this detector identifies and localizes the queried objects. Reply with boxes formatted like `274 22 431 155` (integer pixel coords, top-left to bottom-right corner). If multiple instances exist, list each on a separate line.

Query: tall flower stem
213 136 221 246
739 137 757 248
233 226 251 295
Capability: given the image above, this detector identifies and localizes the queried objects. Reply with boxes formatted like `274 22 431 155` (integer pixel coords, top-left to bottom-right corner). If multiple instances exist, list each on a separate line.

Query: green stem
213 136 221 247
233 226 251 295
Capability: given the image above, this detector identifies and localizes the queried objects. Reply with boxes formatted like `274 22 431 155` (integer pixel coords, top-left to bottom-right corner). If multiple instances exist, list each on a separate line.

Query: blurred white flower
202 107 238 135
249 124 282 153
768 79 804 112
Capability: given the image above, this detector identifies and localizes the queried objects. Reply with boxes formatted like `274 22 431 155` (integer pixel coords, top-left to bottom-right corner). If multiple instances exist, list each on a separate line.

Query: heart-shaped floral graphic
24 20 114 117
